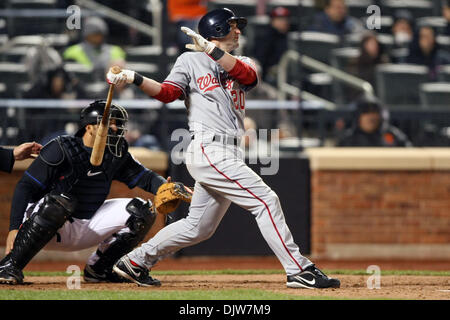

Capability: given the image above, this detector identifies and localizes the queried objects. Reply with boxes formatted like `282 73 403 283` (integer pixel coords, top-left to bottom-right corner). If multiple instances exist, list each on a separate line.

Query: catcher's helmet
75 100 128 157
198 8 247 40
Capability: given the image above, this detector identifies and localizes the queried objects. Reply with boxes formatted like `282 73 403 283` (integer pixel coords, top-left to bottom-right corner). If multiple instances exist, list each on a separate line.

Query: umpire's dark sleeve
115 153 166 194
0 146 15 173
9 141 63 230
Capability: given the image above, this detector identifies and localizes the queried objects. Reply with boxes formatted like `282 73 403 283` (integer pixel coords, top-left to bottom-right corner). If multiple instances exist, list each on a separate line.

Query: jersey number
231 90 245 110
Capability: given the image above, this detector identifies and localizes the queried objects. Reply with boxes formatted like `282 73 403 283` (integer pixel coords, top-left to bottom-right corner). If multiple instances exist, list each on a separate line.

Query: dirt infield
0 257 447 300
1 274 449 300
24 256 450 271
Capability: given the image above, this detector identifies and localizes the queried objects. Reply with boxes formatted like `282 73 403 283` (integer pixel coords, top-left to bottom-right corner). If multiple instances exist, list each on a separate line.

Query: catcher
0 100 191 285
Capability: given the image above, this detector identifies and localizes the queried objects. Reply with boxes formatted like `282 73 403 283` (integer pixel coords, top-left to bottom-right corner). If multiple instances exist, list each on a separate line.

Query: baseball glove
154 182 193 215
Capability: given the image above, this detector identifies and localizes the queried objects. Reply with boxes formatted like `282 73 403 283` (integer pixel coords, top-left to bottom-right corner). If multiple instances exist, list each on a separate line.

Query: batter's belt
191 133 241 146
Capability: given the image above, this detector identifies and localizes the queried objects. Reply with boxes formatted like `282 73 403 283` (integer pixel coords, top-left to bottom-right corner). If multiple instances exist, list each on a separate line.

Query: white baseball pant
128 135 312 276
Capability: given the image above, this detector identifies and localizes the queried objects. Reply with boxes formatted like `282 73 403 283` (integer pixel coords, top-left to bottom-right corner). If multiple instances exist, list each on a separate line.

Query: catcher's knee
125 197 156 239
33 192 76 230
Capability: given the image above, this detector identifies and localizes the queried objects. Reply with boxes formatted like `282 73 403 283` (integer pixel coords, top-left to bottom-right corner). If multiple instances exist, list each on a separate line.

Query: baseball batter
107 8 340 289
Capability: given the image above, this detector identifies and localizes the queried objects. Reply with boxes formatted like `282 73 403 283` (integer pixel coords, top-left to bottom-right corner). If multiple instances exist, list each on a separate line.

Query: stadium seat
125 45 163 64
207 0 257 17
379 0 434 19
8 0 58 9
375 63 429 109
0 18 6 34
437 65 450 82
126 62 160 81
0 62 29 97
0 35 9 46
419 82 450 110
1 46 29 63
288 31 340 63
63 63 93 83
82 81 109 100
330 47 360 71
416 17 448 35
346 0 374 18
437 35 450 52
7 0 65 36
345 33 395 52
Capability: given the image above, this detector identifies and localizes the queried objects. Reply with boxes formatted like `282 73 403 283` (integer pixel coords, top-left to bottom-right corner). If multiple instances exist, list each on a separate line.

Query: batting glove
181 27 216 54
106 68 135 85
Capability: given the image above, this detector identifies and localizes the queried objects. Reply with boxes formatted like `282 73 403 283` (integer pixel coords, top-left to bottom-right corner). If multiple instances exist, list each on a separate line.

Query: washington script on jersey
196 73 233 92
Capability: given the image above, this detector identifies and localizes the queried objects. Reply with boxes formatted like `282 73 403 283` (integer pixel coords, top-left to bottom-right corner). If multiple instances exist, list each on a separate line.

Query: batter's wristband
133 72 144 86
210 47 225 61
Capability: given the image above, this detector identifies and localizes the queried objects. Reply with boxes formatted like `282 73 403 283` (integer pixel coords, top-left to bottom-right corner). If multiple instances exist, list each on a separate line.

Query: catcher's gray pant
128 137 312 275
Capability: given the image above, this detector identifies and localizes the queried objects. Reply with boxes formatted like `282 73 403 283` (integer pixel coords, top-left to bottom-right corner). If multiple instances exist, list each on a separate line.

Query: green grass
0 288 351 300
23 269 450 277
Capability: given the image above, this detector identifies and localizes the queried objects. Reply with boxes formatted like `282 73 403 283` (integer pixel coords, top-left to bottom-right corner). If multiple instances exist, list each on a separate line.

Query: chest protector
52 136 128 193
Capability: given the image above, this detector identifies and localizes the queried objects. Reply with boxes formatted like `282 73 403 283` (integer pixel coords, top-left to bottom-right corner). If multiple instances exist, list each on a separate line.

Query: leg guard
89 198 156 274
2 192 76 270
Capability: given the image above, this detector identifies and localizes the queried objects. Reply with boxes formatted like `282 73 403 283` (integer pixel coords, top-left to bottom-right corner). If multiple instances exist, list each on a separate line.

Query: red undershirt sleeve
227 59 258 86
152 83 183 103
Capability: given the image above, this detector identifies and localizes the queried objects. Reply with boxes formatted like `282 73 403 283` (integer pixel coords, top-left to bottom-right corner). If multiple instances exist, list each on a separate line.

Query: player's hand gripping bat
90 66 121 166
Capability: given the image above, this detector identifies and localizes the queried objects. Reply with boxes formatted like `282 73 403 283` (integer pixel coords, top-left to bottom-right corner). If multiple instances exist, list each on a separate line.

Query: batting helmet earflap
198 8 247 40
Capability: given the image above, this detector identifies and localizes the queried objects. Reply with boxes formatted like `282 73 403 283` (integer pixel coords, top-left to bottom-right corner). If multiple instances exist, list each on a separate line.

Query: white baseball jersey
163 52 256 137
128 51 313 276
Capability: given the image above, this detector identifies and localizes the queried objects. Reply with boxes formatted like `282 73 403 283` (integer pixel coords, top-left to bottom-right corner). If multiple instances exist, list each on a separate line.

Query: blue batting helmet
198 8 247 40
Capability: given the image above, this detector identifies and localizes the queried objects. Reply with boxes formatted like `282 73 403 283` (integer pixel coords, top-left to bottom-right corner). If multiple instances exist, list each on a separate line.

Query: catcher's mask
75 100 128 157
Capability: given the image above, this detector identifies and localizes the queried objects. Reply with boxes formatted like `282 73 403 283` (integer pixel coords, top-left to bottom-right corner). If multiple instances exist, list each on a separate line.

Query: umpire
0 100 167 285
0 142 42 173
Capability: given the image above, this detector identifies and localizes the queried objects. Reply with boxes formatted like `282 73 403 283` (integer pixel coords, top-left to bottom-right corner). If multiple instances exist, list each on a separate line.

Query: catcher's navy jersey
9 136 165 230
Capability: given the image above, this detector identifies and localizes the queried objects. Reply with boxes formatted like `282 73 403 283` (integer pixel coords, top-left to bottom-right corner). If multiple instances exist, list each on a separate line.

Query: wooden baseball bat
90 66 122 166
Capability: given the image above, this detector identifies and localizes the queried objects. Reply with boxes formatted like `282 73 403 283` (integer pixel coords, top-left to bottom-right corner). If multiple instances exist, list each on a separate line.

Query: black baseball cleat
112 256 161 287
0 260 24 285
83 264 130 283
287 264 340 289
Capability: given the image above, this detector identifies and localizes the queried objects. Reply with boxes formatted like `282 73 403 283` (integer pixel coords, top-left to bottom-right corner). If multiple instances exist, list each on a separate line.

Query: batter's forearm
138 77 162 97
216 52 237 72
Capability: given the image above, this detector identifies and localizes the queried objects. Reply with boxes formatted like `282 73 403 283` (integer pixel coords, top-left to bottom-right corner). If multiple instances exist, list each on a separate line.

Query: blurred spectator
309 0 363 37
23 67 85 99
125 121 162 150
404 26 450 80
253 7 291 85
355 32 390 89
337 96 412 147
168 0 207 53
63 17 126 81
392 9 414 48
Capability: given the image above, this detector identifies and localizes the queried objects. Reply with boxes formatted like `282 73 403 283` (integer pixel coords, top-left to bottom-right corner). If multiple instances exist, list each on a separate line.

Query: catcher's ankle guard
91 198 156 272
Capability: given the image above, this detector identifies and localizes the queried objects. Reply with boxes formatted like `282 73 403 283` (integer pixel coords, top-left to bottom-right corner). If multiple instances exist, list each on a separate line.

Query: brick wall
310 170 450 259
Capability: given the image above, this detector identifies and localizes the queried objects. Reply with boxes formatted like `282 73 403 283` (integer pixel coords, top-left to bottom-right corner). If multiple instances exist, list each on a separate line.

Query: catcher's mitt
154 182 192 214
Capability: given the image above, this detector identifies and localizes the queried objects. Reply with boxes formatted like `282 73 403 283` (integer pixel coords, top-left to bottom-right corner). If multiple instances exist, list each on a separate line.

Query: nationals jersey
163 52 258 137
